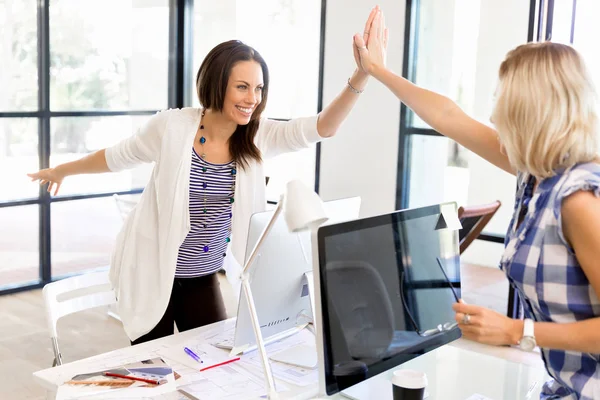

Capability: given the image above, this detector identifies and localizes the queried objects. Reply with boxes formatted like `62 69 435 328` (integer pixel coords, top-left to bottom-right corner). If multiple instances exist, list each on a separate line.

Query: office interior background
0 0 599 398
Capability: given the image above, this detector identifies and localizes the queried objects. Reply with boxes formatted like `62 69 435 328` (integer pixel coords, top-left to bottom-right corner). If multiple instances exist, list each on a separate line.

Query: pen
199 357 241 372
103 372 160 385
436 257 461 302
184 347 203 363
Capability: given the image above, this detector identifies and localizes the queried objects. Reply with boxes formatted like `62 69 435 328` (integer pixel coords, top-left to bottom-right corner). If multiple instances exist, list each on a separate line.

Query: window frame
0 0 326 295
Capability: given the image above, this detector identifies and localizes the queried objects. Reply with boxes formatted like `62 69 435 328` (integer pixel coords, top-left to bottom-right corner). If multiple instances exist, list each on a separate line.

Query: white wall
319 0 405 218
461 0 530 267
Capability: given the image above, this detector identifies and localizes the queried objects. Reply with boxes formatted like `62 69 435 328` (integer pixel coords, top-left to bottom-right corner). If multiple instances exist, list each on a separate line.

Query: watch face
520 337 536 351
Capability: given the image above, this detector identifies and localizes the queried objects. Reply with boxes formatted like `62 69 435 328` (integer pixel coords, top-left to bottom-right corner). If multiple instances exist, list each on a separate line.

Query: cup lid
391 369 428 389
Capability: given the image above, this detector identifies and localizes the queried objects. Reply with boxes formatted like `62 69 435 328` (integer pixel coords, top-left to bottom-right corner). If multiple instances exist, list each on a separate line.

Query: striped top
175 147 235 278
501 163 600 399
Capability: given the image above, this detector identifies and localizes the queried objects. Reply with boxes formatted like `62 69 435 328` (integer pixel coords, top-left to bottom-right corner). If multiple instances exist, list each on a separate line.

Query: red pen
199 357 241 372
104 372 160 385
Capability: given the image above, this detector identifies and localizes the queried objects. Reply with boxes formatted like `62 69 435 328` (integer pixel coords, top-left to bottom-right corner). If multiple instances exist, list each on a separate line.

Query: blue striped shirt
175 148 235 277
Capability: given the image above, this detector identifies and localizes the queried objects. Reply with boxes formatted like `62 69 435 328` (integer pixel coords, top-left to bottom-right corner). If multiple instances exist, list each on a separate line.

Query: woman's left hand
453 300 522 346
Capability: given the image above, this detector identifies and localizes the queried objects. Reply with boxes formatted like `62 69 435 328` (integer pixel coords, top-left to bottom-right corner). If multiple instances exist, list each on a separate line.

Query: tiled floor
1 264 541 400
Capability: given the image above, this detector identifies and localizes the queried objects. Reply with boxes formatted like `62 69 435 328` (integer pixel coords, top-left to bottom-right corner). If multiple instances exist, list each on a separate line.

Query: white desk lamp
240 179 328 400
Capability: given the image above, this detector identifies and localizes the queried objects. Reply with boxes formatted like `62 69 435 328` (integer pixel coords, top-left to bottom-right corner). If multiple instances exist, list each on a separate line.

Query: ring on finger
462 313 471 325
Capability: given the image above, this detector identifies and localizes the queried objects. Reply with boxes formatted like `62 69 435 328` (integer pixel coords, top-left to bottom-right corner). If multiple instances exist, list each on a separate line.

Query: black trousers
131 273 227 345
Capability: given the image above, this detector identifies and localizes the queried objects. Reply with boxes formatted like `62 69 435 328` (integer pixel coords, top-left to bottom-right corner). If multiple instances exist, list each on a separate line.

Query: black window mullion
396 0 420 210
313 0 327 195
545 0 555 40
38 0 51 284
168 0 193 109
570 0 577 44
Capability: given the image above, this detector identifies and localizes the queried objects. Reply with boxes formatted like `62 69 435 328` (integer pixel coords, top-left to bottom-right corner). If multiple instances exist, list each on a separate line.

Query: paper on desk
56 358 176 400
177 362 286 400
157 339 234 370
240 328 318 387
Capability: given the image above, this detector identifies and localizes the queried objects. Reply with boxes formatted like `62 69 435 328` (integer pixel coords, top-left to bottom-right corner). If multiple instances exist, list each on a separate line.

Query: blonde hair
491 42 599 178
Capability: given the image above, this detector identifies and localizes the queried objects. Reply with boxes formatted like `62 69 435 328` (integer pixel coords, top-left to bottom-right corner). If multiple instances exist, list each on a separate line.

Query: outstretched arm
27 150 110 195
355 9 514 174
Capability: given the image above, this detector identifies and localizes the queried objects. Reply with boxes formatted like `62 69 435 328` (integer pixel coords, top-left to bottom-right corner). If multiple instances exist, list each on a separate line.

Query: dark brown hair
196 40 269 169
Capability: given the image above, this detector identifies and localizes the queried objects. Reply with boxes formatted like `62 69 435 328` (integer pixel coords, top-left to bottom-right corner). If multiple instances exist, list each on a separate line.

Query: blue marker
184 347 203 363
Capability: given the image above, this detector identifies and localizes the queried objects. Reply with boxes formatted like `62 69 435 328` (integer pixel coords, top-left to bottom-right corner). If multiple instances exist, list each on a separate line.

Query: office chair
325 260 395 360
457 200 501 254
43 270 117 366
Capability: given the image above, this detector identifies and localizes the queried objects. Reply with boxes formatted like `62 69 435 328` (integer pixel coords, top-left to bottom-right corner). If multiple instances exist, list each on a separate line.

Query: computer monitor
229 196 362 354
312 202 462 397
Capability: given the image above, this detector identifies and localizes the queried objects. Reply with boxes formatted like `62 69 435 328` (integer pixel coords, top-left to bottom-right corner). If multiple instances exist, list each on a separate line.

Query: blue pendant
203 245 209 252
203 182 208 189
200 136 206 144
231 168 237 175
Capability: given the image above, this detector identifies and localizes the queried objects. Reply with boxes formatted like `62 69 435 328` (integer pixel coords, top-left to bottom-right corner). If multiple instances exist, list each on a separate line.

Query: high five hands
354 5 389 75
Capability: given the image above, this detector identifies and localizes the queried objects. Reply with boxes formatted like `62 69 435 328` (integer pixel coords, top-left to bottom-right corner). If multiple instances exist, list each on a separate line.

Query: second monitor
217 196 361 355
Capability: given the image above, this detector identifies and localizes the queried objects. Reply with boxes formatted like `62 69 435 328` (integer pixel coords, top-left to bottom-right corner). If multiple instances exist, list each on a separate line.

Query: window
401 0 531 245
192 0 323 201
399 0 535 316
0 0 171 293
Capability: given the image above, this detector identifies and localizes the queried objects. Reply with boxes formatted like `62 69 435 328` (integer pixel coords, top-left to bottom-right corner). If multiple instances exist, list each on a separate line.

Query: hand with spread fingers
452 299 522 346
354 6 389 75
27 168 65 196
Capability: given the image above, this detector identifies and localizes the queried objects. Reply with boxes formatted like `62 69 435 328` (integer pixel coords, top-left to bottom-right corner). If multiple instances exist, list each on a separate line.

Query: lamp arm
241 278 279 399
239 195 284 399
241 195 284 276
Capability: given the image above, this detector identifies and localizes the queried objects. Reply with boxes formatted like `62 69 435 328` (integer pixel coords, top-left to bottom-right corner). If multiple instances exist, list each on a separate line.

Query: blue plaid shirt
501 163 600 399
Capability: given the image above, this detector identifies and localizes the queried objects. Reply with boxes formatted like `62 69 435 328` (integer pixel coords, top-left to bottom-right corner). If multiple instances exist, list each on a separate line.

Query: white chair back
42 270 116 366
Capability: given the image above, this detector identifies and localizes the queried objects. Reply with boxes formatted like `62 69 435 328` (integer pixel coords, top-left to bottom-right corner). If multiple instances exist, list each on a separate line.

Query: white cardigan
105 108 321 341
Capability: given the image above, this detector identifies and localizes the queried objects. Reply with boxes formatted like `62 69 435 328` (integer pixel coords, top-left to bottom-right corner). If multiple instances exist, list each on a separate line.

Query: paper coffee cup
392 369 427 400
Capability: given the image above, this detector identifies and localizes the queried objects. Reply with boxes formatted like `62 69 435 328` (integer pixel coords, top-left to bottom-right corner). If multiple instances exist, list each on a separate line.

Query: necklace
198 109 237 256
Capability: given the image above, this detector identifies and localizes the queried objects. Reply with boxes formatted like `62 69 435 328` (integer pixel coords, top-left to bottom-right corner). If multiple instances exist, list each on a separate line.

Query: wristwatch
518 318 536 351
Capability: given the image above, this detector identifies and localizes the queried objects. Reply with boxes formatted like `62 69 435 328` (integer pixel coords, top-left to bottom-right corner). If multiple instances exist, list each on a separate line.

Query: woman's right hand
354 8 389 75
27 167 65 195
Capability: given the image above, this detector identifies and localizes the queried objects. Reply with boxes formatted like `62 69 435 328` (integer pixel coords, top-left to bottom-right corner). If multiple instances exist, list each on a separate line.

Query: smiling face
221 61 264 126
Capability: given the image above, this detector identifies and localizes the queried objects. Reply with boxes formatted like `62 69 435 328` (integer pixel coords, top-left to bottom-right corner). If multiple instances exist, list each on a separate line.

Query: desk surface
34 318 549 400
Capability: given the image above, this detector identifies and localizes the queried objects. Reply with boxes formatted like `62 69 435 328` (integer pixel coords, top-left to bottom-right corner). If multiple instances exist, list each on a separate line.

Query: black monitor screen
317 203 462 395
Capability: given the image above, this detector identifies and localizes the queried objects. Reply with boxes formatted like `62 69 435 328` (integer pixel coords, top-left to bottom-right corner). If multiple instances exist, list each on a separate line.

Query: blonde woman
355 10 600 400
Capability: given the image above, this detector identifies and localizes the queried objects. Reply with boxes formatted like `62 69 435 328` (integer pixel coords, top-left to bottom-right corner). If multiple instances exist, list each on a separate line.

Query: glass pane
573 1 600 93
50 116 153 196
191 0 321 118
550 0 575 44
49 0 169 111
51 195 140 277
407 135 516 237
411 0 530 129
0 205 39 286
0 0 38 111
0 118 39 201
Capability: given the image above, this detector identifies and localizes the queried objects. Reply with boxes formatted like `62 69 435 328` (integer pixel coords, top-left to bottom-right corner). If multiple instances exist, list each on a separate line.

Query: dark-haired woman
27 7 385 345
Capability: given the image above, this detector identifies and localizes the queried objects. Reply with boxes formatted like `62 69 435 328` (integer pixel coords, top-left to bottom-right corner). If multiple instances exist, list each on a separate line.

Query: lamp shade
283 180 328 232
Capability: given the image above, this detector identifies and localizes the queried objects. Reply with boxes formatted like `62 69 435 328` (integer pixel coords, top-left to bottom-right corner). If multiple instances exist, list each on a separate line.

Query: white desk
33 318 549 400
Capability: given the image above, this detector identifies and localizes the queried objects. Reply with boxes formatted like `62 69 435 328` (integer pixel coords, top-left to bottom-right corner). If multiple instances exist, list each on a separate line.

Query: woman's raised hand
354 7 389 75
